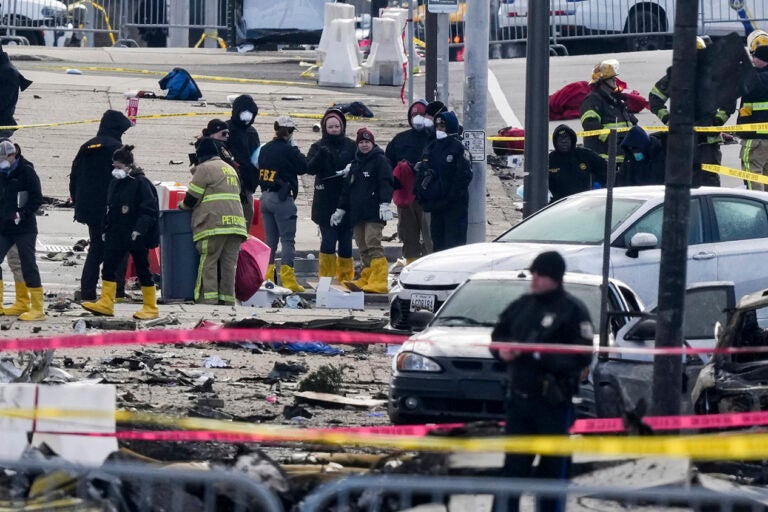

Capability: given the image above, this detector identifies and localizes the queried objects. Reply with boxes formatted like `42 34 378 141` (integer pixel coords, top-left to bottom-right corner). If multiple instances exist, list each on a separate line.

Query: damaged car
387 270 646 425
594 282 735 418
692 287 768 415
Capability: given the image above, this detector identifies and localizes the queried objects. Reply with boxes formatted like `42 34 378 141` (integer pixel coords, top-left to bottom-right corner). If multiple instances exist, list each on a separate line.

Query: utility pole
463 0 489 243
522 0 549 217
425 11 437 101
652 0 698 417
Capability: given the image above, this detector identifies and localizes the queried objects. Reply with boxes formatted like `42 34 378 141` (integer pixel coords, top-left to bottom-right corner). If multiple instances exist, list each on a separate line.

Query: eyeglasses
218 130 230 137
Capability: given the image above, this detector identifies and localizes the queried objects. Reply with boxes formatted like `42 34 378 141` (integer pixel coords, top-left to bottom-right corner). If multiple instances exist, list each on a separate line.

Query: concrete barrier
317 2 356 66
318 18 363 88
363 17 406 86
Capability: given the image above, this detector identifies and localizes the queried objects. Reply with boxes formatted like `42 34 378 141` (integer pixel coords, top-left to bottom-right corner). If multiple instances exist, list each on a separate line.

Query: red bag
392 160 416 207
492 127 525 156
235 236 271 301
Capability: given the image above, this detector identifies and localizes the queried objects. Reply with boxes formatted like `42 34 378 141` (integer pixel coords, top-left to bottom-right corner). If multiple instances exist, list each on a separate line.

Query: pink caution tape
0 327 408 352
572 410 768 434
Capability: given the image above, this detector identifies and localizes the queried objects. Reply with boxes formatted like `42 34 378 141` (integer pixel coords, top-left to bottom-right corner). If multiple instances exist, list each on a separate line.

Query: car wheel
389 298 410 331
624 9 667 52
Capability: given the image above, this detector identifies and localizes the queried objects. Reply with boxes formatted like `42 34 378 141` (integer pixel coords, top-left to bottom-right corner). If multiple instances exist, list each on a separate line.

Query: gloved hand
335 163 351 178
131 231 141 241
379 203 393 222
330 209 345 227
13 212 20 225
102 233 106 242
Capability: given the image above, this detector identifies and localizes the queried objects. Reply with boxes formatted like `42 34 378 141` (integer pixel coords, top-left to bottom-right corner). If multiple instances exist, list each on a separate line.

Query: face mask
423 118 434 129
0 161 10 170
112 168 128 179
435 130 448 140
239 111 254 123
633 152 645 162
411 115 425 129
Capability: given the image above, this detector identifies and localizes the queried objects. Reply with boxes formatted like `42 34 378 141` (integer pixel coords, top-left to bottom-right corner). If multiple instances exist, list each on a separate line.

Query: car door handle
692 252 715 260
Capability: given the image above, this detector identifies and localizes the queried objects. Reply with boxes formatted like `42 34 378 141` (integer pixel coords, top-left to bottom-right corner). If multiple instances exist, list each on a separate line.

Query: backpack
492 126 525 156
158 68 202 101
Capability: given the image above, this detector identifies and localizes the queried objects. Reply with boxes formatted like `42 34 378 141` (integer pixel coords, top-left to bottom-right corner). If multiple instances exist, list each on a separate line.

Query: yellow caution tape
702 164 768 185
7 407 768 460
45 65 314 87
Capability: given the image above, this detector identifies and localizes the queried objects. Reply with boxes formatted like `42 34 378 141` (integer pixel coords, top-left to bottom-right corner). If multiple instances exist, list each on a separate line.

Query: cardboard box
315 277 364 310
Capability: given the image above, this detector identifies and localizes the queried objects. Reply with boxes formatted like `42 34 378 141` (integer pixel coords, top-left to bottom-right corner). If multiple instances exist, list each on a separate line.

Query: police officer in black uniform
490 251 594 512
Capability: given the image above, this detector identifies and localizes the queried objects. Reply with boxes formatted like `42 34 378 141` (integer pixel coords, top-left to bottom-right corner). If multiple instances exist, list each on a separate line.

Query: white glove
335 164 351 178
13 212 20 225
379 203 393 222
131 231 141 241
330 209 346 227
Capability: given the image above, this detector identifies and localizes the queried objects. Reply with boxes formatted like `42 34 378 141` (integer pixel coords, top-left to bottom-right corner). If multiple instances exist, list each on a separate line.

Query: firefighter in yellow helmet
649 35 734 187
579 59 638 168
738 30 768 191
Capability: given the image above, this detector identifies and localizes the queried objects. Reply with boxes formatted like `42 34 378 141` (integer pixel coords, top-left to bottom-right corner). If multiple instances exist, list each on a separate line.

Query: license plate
410 293 436 312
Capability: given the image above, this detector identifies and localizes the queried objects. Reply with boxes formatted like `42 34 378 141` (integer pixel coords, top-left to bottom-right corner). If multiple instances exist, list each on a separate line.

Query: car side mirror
626 232 659 258
409 311 434 332
624 317 657 341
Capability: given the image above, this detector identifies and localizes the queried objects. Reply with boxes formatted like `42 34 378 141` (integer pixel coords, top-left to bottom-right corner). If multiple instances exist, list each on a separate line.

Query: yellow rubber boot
280 265 305 293
4 282 29 316
265 263 276 282
19 287 46 321
82 281 116 317
336 256 354 283
361 257 389 294
344 266 371 292
318 252 336 278
133 286 159 320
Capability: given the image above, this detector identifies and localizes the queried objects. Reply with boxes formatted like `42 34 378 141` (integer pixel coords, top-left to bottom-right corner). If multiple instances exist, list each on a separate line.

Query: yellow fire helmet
748 29 768 53
589 59 620 85
696 36 707 50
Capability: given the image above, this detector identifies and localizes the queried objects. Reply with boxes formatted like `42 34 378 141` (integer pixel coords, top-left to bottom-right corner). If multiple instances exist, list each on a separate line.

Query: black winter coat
548 148 607 201
306 134 356 227
0 49 32 130
257 138 308 200
490 287 593 400
617 137 666 186
418 136 472 212
385 127 432 168
0 156 42 236
69 110 132 225
103 168 160 251
338 145 393 226
227 95 261 193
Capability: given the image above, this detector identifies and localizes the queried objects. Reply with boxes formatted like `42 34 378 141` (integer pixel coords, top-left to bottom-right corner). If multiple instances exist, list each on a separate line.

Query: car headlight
396 352 442 372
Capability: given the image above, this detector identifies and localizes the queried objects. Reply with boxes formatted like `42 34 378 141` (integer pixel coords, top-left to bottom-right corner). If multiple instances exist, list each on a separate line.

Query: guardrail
0 458 286 512
300 474 764 511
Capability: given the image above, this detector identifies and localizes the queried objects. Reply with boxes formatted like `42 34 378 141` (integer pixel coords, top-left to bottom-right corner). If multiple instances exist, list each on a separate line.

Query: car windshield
433 279 603 328
496 196 644 244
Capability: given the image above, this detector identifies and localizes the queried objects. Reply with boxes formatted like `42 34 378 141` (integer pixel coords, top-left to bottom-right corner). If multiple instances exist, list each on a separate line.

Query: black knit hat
112 144 135 166
529 251 566 283
425 101 447 118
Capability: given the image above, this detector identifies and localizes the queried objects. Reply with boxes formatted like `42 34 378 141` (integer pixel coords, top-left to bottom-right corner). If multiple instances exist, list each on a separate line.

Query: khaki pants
194 235 241 304
740 138 768 192
353 222 384 267
397 202 432 260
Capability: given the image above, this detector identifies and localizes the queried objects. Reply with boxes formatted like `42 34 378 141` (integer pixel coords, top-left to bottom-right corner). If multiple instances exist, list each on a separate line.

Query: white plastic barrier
363 17 406 86
317 2 356 66
318 18 363 88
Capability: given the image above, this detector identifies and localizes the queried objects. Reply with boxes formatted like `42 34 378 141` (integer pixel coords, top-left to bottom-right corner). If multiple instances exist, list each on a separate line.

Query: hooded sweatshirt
69 110 133 225
0 46 32 130
617 125 666 186
386 100 431 208
226 95 261 193
547 124 607 201
306 109 356 227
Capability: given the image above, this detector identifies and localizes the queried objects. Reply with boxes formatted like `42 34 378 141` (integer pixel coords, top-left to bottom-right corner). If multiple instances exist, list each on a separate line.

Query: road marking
488 68 522 129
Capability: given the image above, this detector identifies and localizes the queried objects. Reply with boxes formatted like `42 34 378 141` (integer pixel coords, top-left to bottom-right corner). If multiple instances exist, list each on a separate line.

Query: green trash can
159 209 199 302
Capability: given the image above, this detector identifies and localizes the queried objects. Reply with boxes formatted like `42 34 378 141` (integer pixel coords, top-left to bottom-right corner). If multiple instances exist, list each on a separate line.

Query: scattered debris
298 364 347 394
294 391 387 409
202 355 229 368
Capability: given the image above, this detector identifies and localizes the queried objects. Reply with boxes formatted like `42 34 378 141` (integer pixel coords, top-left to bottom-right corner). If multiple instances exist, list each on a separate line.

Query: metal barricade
301 474 764 512
0 458 285 512
119 0 230 49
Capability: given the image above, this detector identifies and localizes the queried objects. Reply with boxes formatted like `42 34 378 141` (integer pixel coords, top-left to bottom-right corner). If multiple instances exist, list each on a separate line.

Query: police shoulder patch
579 163 587 171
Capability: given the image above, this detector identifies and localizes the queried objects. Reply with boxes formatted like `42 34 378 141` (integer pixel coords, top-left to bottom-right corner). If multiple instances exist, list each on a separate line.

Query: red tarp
549 79 649 121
